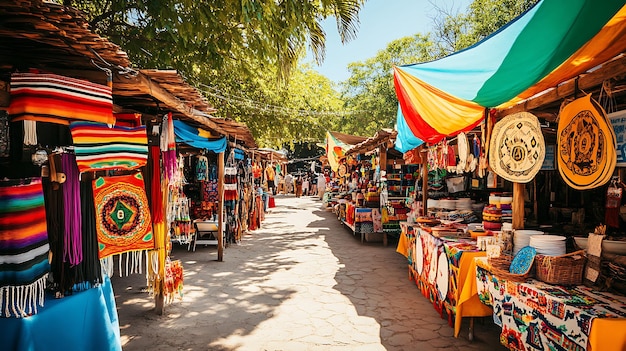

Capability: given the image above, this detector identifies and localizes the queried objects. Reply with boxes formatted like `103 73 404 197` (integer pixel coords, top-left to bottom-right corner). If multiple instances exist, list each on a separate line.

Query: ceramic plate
509 246 536 274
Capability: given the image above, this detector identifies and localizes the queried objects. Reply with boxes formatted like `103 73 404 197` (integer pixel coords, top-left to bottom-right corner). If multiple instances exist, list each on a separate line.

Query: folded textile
0 178 50 317
9 72 114 125
70 122 148 173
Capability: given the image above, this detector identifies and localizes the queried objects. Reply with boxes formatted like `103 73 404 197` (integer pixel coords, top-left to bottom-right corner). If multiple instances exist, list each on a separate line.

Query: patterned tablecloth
397 223 492 334
474 257 626 351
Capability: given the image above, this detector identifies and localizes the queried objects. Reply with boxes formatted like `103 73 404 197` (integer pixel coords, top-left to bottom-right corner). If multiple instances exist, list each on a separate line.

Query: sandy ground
111 195 506 351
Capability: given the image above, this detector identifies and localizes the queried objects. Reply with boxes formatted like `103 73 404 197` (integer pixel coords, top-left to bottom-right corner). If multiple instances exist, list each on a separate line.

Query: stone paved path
113 195 507 350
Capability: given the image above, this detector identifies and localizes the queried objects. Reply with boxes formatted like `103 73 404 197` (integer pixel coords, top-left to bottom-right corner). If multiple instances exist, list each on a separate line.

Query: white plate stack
456 198 473 211
439 199 457 210
529 235 566 256
513 230 544 255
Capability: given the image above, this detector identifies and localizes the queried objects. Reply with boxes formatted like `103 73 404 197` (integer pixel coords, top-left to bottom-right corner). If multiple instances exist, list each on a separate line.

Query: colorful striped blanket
8 72 114 125
70 122 148 173
0 178 50 317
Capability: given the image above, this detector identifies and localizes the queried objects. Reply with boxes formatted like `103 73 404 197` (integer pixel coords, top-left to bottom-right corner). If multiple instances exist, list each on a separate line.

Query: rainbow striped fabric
8 72 114 125
70 122 148 173
0 178 50 317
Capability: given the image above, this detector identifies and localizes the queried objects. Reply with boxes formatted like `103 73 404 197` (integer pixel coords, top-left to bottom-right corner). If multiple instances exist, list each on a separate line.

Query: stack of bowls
427 199 440 209
529 235 566 256
513 230 544 255
482 205 502 231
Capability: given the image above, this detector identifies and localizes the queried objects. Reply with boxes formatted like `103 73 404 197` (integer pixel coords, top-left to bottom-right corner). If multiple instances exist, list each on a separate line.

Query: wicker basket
534 250 586 285
488 255 534 282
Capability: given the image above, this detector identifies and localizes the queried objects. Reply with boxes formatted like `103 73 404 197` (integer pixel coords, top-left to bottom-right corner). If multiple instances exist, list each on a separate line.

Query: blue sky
304 0 472 83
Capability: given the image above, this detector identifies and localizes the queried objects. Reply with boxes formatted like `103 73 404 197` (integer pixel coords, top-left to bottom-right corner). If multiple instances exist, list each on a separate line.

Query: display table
471 257 626 351
397 223 492 334
0 275 121 351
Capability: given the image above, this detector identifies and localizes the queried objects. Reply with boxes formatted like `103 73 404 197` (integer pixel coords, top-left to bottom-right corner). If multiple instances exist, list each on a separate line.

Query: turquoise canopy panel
394 107 423 153
398 0 625 108
173 120 227 153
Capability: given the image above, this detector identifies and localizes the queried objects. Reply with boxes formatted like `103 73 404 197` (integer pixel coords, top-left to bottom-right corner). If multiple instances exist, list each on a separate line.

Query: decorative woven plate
557 94 616 190
509 246 536 274
489 112 545 183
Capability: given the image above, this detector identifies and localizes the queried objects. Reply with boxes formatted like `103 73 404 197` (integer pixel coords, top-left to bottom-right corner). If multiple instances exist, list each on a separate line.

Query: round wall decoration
488 112 545 183
557 94 616 190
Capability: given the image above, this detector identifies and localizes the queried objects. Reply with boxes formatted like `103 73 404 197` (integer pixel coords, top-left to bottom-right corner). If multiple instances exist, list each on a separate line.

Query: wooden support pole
217 151 225 262
513 182 525 229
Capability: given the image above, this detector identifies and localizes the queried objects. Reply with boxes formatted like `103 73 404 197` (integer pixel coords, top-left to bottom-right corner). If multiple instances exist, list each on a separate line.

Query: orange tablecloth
472 257 626 351
396 223 410 258
453 252 492 337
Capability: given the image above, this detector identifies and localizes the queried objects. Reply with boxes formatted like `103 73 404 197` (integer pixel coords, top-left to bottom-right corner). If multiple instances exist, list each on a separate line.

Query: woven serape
0 178 50 317
8 72 114 126
93 173 154 259
69 122 148 173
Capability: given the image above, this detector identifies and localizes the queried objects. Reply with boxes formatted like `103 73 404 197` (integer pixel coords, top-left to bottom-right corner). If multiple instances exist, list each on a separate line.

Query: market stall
392 0 626 348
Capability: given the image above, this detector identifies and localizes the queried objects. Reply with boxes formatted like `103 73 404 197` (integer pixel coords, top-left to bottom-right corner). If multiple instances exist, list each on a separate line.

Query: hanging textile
0 178 50 317
160 112 178 183
8 72 114 125
92 173 154 259
196 155 209 181
557 94 617 190
488 112 546 183
393 0 626 145
69 121 148 173
61 153 83 266
172 120 226 153
224 167 238 201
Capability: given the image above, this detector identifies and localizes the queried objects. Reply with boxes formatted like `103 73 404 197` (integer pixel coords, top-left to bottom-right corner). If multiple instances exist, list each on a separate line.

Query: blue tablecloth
0 275 121 351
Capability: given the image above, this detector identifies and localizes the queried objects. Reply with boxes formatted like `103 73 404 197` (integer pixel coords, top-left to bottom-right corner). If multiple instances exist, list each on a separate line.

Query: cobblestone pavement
113 195 507 351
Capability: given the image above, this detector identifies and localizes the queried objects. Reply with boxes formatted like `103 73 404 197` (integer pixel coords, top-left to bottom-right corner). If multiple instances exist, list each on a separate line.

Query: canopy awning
394 0 626 148
325 131 366 172
173 120 227 153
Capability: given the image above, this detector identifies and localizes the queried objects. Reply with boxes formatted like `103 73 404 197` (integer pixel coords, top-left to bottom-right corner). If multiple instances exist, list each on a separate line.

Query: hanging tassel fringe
0 274 47 318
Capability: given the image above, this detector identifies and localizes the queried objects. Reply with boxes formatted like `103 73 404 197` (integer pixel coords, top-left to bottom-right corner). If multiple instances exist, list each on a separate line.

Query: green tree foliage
339 0 538 137
338 34 440 136
65 0 365 147
201 63 345 148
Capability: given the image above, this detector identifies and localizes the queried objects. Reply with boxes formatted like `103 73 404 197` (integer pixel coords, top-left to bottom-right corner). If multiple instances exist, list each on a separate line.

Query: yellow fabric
499 5 626 109
588 318 626 351
394 67 484 135
325 131 347 172
197 128 214 138
396 227 409 258
454 253 493 337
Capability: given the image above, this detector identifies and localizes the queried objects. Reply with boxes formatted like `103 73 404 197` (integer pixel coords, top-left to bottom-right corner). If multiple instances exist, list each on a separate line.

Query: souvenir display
8 72 114 125
489 112 545 183
69 122 148 173
557 94 617 190
92 173 154 259
0 178 50 317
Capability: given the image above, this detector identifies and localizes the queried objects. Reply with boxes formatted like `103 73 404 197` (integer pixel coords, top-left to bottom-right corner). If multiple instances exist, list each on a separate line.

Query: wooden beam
498 55 626 117
117 72 227 136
